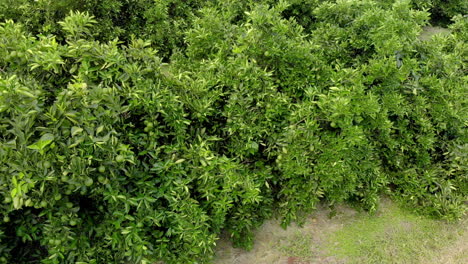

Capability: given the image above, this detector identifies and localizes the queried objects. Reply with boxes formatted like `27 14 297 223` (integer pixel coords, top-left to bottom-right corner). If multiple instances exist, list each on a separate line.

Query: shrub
0 0 207 59
411 0 468 22
0 1 466 263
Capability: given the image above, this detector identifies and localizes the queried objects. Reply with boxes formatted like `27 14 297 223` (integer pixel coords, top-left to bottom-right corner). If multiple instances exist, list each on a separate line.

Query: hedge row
0 0 467 263
1 0 466 61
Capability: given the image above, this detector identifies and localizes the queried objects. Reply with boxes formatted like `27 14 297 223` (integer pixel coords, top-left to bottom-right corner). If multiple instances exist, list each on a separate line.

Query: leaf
96 125 104 134
13 196 22 209
175 159 185 164
27 133 54 151
11 188 17 198
93 133 110 144
71 126 84 137
250 142 259 152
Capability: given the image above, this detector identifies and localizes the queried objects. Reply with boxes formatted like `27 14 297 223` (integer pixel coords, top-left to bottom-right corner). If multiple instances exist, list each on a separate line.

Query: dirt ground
213 203 352 264
418 26 451 41
213 198 467 264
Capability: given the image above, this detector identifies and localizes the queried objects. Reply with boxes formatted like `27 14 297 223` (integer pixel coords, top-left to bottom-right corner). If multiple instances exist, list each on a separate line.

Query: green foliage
411 0 468 22
0 1 466 263
0 0 206 59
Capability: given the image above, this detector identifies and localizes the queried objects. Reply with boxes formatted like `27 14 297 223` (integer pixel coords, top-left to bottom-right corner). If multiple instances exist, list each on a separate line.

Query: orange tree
0 1 466 263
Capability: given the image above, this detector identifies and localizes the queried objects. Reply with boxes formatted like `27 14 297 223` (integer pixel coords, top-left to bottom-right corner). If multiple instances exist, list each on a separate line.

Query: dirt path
213 203 357 264
213 199 467 264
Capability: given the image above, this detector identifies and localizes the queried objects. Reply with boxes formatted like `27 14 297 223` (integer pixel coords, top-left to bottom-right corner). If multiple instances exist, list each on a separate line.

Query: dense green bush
0 0 207 59
0 0 466 263
411 0 468 22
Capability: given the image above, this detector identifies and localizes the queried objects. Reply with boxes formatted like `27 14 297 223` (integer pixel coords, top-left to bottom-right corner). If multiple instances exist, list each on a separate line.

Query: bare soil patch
213 198 467 264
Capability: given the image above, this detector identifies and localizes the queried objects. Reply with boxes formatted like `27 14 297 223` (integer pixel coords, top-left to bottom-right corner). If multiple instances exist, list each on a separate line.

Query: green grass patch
279 231 315 260
327 201 467 263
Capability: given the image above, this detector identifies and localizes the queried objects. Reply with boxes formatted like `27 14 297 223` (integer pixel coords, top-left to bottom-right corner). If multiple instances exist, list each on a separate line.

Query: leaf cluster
0 1 466 263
